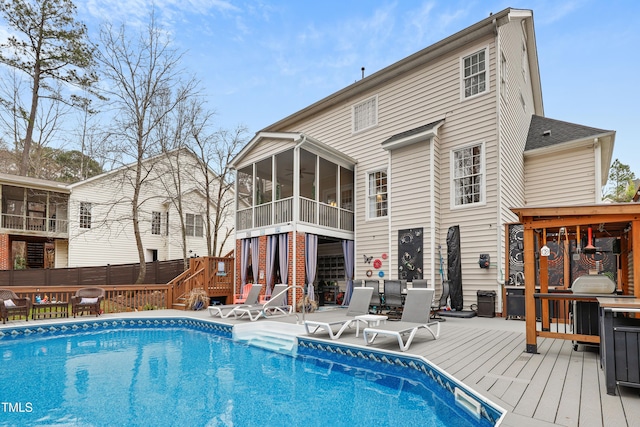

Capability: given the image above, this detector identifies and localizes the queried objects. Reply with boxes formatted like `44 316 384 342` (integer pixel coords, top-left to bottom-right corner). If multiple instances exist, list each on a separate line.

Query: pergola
510 203 640 353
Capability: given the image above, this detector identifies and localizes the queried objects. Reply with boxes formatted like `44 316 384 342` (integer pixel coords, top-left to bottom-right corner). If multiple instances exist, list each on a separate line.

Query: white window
151 211 161 235
462 49 487 98
352 95 378 133
185 213 203 237
452 143 484 206
367 170 387 218
79 202 92 229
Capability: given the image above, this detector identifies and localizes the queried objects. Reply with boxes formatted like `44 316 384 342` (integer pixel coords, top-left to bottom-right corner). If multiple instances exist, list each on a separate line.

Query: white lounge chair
231 284 292 321
304 287 374 339
208 284 263 318
363 288 440 351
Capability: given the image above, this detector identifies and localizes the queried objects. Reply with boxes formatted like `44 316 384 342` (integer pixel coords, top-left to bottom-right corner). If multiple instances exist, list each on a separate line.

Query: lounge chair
71 287 105 318
363 288 441 352
304 287 374 339
233 283 254 304
231 284 292 321
411 279 428 288
208 284 263 318
0 289 31 324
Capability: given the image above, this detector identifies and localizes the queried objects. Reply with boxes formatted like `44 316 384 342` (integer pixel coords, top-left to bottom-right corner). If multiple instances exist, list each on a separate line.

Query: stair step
235 331 298 354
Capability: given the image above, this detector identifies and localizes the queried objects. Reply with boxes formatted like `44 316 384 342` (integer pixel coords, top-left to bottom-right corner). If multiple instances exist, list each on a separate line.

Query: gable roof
68 147 216 189
381 119 445 151
525 115 613 151
525 115 616 186
259 7 541 133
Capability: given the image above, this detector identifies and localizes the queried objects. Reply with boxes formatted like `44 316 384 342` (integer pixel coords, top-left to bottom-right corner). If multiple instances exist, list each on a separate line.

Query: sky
15 1 640 175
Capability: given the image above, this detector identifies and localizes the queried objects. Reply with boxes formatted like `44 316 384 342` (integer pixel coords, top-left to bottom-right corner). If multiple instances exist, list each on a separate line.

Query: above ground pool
0 318 503 426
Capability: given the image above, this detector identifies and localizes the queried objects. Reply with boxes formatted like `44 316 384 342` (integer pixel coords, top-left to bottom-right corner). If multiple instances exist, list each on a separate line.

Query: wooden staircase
167 256 235 310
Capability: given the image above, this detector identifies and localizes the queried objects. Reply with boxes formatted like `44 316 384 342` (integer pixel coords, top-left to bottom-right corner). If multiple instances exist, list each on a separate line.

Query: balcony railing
237 196 353 233
1 213 69 234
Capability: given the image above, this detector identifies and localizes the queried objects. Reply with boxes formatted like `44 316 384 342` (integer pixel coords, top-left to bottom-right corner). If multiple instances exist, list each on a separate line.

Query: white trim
429 138 436 289
459 46 490 102
594 138 602 203
450 141 487 210
365 168 388 221
352 94 379 134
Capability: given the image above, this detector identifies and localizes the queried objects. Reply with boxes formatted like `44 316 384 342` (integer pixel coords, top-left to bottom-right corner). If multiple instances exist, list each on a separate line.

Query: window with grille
352 95 378 133
79 202 92 229
452 143 484 206
151 211 161 235
367 170 387 218
185 213 203 237
462 49 487 98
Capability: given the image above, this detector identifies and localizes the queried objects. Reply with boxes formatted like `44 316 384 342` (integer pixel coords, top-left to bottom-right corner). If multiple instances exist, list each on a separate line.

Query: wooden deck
2 309 638 426
228 309 638 427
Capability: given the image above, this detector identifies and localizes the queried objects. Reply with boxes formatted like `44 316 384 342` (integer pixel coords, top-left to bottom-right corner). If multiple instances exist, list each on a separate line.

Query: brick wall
234 231 307 306
0 234 9 270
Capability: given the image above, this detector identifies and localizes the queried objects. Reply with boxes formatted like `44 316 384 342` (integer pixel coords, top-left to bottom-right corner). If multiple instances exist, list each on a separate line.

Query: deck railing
167 256 235 307
1 213 68 234
533 292 636 348
10 284 173 313
236 196 353 232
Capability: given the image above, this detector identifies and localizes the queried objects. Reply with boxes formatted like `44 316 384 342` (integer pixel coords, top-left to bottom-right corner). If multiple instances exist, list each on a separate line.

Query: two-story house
0 148 234 269
230 7 615 313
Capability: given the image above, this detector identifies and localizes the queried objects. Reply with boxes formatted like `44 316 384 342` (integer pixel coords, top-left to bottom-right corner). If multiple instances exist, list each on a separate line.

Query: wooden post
540 229 549 331
633 220 640 299
524 226 537 353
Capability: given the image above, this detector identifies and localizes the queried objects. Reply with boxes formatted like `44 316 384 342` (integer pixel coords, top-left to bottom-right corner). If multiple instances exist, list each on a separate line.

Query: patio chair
430 280 450 321
364 280 382 313
71 287 105 318
208 284 263 318
363 288 441 352
0 289 31 324
304 287 374 339
383 279 404 318
231 284 292 321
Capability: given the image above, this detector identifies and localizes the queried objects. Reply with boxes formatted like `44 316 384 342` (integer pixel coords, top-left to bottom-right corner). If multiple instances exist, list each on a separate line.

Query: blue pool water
0 320 500 427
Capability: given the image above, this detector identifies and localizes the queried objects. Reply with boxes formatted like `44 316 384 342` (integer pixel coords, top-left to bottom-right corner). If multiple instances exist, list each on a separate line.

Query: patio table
32 302 69 320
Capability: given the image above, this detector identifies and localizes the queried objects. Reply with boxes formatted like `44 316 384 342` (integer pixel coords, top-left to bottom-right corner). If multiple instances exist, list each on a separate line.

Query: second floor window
79 202 92 229
367 170 387 219
462 49 487 98
185 213 203 237
151 211 161 235
352 95 378 133
452 143 483 206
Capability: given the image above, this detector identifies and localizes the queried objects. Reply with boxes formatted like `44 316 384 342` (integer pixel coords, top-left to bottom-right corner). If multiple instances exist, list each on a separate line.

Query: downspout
429 137 436 289
593 137 602 202
387 149 392 279
292 134 307 309
493 17 505 310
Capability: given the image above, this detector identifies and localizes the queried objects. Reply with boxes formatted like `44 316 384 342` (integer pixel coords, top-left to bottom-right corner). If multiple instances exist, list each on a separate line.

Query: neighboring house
230 7 616 312
0 148 235 269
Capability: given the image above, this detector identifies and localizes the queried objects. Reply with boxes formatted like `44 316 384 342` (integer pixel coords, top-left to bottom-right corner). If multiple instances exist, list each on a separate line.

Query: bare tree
96 12 198 283
191 122 246 257
0 0 98 176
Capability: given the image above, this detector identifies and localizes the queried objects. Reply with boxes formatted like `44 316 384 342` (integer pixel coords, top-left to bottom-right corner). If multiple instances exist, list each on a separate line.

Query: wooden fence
0 259 186 287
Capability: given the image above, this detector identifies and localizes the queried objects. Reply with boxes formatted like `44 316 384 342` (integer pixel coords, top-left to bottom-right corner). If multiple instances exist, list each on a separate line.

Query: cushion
80 297 99 304
3 299 16 307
